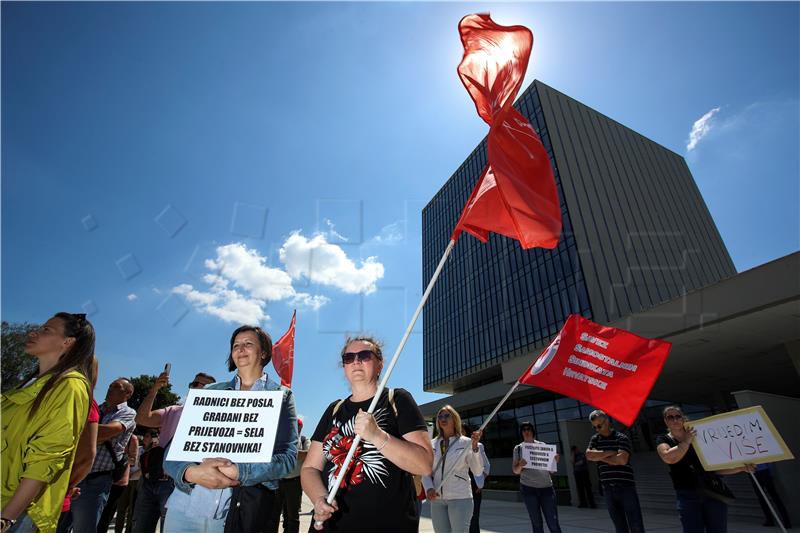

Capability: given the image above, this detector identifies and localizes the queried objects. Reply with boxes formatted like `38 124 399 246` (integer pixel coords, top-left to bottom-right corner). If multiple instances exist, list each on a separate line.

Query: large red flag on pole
520 315 672 426
320 14 560 522
271 310 296 388
451 14 562 249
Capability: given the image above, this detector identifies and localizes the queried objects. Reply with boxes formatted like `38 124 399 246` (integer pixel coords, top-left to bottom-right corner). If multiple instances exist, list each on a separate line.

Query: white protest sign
519 442 558 471
166 389 284 463
685 406 794 471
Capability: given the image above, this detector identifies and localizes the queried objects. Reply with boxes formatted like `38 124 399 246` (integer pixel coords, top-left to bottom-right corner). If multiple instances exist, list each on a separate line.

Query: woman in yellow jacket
1 313 96 533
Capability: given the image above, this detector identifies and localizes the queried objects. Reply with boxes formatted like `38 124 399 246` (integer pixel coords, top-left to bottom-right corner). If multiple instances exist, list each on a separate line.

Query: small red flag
519 315 671 426
272 310 296 388
451 14 562 250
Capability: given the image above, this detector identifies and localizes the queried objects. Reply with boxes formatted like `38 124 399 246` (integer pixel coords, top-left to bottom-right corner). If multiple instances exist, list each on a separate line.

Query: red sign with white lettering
519 315 672 426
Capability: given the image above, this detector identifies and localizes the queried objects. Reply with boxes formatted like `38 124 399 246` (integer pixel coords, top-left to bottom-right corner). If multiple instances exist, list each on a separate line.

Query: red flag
272 310 296 388
451 14 562 250
519 315 671 426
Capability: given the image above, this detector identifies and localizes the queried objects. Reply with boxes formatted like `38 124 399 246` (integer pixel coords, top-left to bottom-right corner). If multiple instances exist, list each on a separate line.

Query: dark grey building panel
422 79 735 393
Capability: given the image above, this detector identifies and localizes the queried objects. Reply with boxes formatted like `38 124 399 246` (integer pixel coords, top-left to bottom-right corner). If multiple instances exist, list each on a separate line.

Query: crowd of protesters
1 313 793 533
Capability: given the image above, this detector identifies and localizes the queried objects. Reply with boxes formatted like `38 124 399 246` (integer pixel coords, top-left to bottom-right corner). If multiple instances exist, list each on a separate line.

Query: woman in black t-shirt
301 336 434 532
655 406 755 533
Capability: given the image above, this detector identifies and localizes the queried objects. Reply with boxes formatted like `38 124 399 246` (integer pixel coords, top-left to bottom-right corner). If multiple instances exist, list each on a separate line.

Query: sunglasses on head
341 350 375 365
437 412 452 420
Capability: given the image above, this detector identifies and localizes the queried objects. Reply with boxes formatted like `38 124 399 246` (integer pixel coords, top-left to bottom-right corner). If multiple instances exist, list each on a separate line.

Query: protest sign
167 389 284 463
519 442 558 471
519 314 671 426
685 406 794 471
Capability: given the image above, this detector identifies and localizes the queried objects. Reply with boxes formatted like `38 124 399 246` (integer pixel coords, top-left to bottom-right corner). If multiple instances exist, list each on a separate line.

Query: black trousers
268 477 302 533
224 485 276 533
97 484 126 533
468 489 483 533
575 471 596 508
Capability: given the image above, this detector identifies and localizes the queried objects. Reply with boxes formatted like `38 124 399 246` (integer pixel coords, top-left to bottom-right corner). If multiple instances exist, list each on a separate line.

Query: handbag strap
103 440 125 467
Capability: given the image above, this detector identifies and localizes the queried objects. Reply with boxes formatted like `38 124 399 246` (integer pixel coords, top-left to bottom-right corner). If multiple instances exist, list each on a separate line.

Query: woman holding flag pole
301 336 432 532
422 406 484 533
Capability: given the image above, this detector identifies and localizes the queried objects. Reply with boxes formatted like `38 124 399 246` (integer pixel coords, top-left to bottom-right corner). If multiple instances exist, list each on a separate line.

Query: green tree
127 374 180 412
1 321 39 392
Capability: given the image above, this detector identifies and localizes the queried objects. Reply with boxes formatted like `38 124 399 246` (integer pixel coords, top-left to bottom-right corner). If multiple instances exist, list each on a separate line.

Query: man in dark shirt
586 410 644 533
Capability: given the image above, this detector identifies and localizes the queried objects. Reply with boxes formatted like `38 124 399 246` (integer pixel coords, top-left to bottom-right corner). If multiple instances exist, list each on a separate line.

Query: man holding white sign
163 325 298 533
512 422 562 533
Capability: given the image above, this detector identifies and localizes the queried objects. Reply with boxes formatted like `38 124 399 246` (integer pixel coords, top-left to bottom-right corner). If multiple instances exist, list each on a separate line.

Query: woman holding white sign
655 406 755 533
421 405 484 533
163 325 298 533
512 422 562 533
302 336 433 532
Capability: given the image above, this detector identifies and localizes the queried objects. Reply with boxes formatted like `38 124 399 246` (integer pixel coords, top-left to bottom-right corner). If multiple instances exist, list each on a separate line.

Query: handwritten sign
519 442 557 471
685 406 794 471
166 389 284 463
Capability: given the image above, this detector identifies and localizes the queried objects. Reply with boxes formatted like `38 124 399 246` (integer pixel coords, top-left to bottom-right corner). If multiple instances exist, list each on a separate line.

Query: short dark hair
227 325 272 372
195 372 216 383
519 421 535 436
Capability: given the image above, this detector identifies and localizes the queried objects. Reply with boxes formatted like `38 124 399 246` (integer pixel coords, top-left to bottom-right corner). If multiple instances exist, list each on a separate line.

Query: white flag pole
316 239 457 525
434 379 523 493
749 471 787 533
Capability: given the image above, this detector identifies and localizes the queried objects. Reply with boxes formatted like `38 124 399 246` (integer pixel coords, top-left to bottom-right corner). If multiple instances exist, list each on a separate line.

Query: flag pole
749 471 787 533
434 379 523 492
318 239 457 521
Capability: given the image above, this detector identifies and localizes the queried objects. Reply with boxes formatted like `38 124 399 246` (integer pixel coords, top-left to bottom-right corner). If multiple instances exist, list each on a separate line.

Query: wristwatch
1 517 17 532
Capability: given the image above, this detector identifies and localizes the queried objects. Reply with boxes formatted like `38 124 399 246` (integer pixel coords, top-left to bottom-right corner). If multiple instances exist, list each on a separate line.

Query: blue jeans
520 485 562 533
162 506 224 533
675 489 727 533
430 498 473 533
8 513 36 533
603 483 645 533
132 479 175 533
72 473 113 533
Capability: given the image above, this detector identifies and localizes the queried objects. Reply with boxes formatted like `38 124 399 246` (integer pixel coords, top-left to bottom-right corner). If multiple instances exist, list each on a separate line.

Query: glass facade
422 83 592 391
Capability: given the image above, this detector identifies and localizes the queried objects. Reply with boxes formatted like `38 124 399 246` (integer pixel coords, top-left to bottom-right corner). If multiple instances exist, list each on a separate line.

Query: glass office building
421 79 737 452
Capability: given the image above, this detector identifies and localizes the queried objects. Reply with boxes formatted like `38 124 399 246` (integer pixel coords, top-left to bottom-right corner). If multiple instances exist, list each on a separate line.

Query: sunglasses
665 414 684 421
189 381 207 389
592 423 605 430
437 412 452 420
342 350 375 365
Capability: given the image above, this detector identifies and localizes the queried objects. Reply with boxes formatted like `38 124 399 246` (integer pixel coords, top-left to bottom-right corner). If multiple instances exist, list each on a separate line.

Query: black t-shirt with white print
310 388 427 532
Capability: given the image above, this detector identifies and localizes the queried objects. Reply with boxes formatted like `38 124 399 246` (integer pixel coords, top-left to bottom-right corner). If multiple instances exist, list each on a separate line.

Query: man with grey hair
585 410 644 533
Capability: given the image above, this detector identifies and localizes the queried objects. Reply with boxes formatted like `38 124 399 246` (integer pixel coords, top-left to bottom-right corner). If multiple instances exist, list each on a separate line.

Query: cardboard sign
519 442 557 472
166 389 284 463
685 406 794 471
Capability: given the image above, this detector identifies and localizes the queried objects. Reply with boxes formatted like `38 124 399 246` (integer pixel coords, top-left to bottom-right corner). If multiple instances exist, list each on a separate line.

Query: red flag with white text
272 310 296 388
519 315 671 426
451 13 562 250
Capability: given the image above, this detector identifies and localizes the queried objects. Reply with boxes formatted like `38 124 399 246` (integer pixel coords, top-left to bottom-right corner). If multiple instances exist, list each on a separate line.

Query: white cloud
280 232 384 294
206 243 296 301
173 283 268 324
172 242 339 325
323 219 349 243
687 107 720 151
127 293 138 301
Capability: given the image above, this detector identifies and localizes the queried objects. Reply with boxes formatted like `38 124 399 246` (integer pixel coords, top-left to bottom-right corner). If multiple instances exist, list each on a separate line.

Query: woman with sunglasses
2 313 96 533
164 325 298 533
656 406 755 533
422 405 484 533
302 336 433 532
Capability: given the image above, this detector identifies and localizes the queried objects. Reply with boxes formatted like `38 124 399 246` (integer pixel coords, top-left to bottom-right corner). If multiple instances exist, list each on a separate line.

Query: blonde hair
434 405 464 439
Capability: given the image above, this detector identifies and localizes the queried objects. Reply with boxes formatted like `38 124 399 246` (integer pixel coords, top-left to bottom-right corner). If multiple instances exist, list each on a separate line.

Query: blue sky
3 2 798 430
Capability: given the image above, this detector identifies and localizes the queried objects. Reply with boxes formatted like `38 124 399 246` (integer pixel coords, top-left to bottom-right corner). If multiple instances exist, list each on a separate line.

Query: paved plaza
292 493 777 532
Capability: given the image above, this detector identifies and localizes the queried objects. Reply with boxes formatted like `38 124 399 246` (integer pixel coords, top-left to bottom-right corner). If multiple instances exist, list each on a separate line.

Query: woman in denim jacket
164 325 297 533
